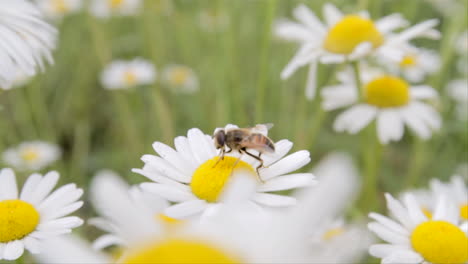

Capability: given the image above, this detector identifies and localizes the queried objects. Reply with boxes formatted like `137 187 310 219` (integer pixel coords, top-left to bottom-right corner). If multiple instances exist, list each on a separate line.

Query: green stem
112 92 143 155
255 0 277 123
405 137 426 188
351 61 363 101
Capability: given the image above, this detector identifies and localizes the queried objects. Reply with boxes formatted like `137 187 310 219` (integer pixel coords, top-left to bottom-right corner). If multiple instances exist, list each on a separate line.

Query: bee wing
241 135 275 153
251 123 274 135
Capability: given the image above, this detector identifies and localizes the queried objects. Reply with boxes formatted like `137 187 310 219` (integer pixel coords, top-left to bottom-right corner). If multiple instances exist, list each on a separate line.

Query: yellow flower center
21 148 39 162
421 207 433 219
322 227 345 241
411 220 468 264
123 71 137 86
52 0 69 13
169 68 190 86
323 15 384 54
460 204 468 220
109 0 124 8
0 200 40 243
190 156 256 203
121 239 241 264
364 76 410 108
400 55 418 68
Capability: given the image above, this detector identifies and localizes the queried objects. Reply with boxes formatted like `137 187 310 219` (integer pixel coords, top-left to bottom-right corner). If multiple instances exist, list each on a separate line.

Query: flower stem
351 61 363 101
405 137 426 188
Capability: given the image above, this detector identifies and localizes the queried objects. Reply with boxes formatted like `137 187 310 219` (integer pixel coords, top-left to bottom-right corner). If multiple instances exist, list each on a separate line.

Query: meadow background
0 0 467 245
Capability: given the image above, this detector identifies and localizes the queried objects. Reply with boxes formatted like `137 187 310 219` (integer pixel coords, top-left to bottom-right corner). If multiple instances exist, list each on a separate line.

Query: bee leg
242 148 265 183
213 148 225 168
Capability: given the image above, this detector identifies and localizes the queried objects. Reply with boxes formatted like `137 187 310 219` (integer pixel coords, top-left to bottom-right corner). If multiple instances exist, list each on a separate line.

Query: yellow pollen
323 15 384 54
157 213 182 225
169 68 190 85
0 200 40 243
121 239 241 264
190 156 256 203
52 0 69 13
460 204 468 220
123 71 137 86
411 220 468 264
421 207 432 219
364 76 410 108
400 55 418 68
322 227 345 241
21 148 39 162
109 0 124 8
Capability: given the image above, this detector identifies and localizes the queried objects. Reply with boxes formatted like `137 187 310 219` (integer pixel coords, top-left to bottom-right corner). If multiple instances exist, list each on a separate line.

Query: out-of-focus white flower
430 176 468 222
0 169 83 261
381 47 440 83
0 0 57 89
275 3 439 99
35 0 82 20
133 124 315 219
369 193 468 264
88 170 171 251
100 58 156 90
198 9 229 33
90 0 142 18
161 64 199 94
3 141 61 171
456 30 468 55
38 153 370 264
447 79 468 120
321 67 441 144
1 69 32 90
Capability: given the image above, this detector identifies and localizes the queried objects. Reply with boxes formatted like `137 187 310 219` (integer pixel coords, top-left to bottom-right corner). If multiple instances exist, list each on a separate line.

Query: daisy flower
35 0 82 20
0 169 83 261
161 64 199 94
381 47 440 83
0 0 57 89
275 3 439 99
100 58 156 90
90 0 142 18
133 124 315 219
3 141 61 171
88 170 171 251
429 176 468 222
321 67 441 144
447 79 468 120
368 193 468 264
198 8 229 33
38 153 366 264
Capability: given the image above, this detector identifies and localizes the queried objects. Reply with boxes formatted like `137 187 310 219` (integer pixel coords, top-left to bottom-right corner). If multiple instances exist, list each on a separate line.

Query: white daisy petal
164 199 208 219
304 61 317 99
262 139 293 166
140 182 195 202
28 171 59 206
369 213 409 236
401 107 431 139
377 109 404 144
382 250 423 264
38 184 83 211
410 86 437 99
39 216 83 231
375 13 408 33
367 222 410 245
323 3 343 27
0 168 18 199
402 194 427 225
152 142 194 175
385 193 415 230
369 244 411 258
261 150 310 181
334 104 377 134
292 4 326 35
92 234 126 250
187 128 214 164
19 173 42 201
141 155 191 183
252 193 297 207
42 201 84 221
3 240 24 261
23 237 40 254
257 173 315 192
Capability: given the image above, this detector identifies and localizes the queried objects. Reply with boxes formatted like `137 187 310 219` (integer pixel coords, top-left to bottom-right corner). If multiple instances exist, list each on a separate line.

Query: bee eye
215 131 225 148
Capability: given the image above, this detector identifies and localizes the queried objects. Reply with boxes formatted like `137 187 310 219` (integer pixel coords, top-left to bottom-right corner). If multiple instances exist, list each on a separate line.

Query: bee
213 124 275 175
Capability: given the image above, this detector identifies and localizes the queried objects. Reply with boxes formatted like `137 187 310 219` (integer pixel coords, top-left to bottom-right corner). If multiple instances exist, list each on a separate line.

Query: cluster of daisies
275 3 467 144
0 1 467 264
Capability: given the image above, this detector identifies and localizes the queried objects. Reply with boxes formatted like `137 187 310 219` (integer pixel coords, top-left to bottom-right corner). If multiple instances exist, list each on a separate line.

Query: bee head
213 129 226 149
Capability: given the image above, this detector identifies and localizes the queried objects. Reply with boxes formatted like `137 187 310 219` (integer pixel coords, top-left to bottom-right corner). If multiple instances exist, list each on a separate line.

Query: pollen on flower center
0 200 40 243
190 156 256 203
52 0 69 13
410 220 468 264
109 0 124 8
322 228 345 241
170 68 190 85
421 207 432 219
460 204 468 220
364 76 410 108
122 239 241 264
123 71 137 86
21 148 39 162
323 15 384 54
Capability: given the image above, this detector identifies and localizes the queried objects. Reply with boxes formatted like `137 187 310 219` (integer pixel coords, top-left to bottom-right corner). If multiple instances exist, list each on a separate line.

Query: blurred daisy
0 69 32 90
161 64 199 94
456 30 468 55
447 79 468 120
35 0 82 20
100 58 156 90
133 124 315 219
89 170 171 251
369 193 468 264
0 169 83 261
90 0 142 18
3 141 61 171
382 47 440 83
0 0 57 89
321 67 441 144
198 8 229 33
275 3 439 99
39 153 367 264
430 176 468 222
